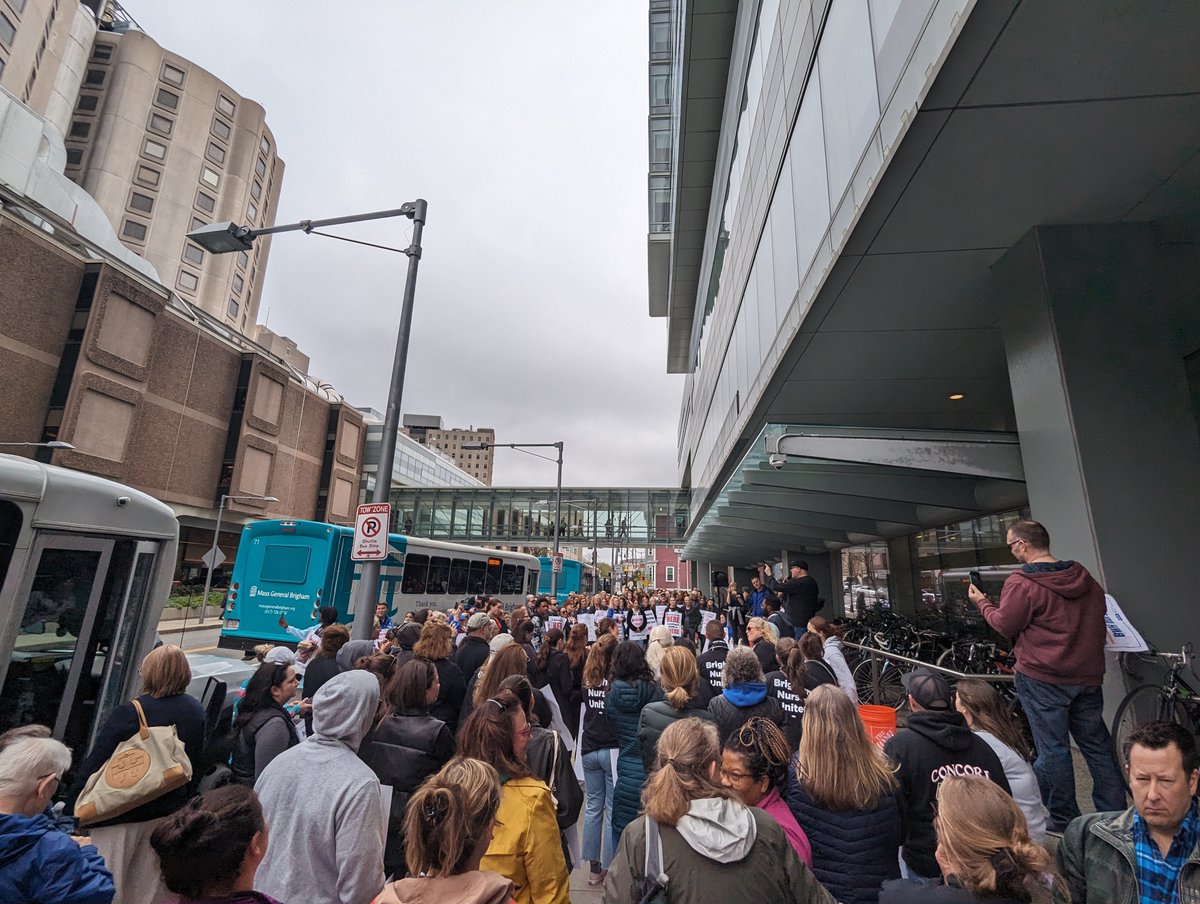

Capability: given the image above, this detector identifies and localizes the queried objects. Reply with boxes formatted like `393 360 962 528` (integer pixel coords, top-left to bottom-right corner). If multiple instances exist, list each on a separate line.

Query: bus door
0 533 160 762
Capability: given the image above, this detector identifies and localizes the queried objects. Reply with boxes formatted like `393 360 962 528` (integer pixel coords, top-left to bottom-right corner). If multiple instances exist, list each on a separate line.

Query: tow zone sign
352 503 391 561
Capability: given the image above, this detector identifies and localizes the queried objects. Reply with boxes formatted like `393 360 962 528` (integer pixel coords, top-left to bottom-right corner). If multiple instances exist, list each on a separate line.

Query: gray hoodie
255 670 386 904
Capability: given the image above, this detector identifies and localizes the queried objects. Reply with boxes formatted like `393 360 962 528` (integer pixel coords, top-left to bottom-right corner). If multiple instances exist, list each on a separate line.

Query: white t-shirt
975 729 1048 842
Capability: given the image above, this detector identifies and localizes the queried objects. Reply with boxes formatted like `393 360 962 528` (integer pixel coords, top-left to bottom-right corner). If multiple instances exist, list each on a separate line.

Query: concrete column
886 535 921 618
997 224 1200 651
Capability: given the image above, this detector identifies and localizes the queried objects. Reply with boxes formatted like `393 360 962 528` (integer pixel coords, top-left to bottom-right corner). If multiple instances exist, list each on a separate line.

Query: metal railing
843 640 1015 709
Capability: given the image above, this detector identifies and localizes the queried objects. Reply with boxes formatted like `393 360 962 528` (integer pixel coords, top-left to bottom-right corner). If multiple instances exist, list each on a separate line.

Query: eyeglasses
719 767 756 783
1007 539 1023 550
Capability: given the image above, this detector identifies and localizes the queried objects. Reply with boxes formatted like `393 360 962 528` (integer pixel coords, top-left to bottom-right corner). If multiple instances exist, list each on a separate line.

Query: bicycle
1111 643 1199 776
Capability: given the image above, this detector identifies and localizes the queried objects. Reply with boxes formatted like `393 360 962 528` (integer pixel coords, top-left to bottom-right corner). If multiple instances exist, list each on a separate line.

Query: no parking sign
352 503 391 561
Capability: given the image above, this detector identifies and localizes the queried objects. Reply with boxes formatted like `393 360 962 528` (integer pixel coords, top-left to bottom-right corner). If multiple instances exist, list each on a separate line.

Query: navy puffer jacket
605 679 663 843
784 754 901 904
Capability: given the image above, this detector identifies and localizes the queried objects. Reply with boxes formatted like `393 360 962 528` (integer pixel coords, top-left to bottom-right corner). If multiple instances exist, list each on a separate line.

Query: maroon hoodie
977 562 1107 686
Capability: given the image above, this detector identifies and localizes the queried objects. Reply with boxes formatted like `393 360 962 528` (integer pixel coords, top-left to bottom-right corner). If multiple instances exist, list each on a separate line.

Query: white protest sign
664 610 683 638
1104 594 1148 652
547 615 567 633
577 612 596 641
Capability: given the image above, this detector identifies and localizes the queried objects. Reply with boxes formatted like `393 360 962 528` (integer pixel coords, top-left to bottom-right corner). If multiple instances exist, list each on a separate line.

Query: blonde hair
642 718 730 826
934 775 1062 901
404 757 502 878
139 644 191 697
413 620 453 661
645 625 674 676
796 685 896 810
658 646 698 709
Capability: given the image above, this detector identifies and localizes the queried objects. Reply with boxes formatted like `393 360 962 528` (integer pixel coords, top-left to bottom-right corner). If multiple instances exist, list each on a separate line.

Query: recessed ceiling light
948 393 964 400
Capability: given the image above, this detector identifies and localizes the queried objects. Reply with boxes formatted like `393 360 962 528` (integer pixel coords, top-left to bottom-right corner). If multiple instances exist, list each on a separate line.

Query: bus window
500 564 519 595
261 545 311 584
0 501 21 592
515 565 525 594
527 569 538 595
427 556 450 594
448 558 470 595
467 561 487 595
402 553 429 594
485 559 502 595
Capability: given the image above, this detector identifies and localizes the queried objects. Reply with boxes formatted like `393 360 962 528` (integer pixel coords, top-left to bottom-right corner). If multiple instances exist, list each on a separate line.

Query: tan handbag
74 699 192 826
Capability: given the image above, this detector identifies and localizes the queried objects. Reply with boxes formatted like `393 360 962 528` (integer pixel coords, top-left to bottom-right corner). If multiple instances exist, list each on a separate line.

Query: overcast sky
133 2 683 488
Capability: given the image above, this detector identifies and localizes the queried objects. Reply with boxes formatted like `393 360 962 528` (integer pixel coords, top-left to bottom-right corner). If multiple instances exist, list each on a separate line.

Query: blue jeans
1014 672 1127 825
582 748 615 870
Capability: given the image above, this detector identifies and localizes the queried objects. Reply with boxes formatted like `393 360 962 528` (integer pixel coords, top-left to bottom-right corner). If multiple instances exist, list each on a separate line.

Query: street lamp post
464 441 564 600
200 493 278 623
189 200 428 641
0 441 75 449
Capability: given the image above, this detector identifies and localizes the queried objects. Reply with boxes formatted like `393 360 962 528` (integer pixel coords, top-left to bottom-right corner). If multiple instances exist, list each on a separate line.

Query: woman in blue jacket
604 642 662 851
785 684 902 904
0 734 114 904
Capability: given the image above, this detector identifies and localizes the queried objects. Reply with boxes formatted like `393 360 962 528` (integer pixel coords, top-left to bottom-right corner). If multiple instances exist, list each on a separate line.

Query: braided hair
722 716 792 791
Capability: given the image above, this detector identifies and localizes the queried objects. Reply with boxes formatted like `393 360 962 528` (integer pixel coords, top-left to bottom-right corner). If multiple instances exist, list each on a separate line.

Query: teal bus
537 556 597 602
220 519 540 650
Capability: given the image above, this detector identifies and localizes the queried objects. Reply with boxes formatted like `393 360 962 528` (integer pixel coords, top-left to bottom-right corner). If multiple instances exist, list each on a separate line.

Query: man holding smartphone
966 519 1126 831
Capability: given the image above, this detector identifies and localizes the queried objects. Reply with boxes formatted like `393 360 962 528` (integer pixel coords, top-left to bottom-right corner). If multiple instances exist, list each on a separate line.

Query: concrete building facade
62 26 282 335
650 0 1200 657
402 414 496 485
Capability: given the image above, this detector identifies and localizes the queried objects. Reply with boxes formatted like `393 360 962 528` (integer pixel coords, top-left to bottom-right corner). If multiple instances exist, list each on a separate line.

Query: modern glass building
650 0 1200 650
357 409 484 504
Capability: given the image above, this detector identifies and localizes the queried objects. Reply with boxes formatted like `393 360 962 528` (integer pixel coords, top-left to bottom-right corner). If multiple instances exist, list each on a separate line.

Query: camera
768 453 787 470
116 495 131 507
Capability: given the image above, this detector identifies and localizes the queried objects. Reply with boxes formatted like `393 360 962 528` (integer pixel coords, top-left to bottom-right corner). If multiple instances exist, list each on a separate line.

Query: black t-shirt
581 679 618 753
696 642 729 705
765 671 805 748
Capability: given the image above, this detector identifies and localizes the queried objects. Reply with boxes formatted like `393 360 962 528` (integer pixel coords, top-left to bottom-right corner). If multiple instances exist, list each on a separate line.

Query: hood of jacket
675 797 758 863
724 681 767 707
375 871 514 904
1012 561 1092 599
609 679 660 713
0 812 49 866
312 670 380 751
336 639 376 671
905 708 975 752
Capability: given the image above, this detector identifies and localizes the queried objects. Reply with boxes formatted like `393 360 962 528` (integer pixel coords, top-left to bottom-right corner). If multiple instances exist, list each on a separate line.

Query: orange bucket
858 704 897 748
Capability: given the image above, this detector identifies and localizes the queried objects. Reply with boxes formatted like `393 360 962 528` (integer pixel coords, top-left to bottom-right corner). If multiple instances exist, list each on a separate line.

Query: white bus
0 454 178 760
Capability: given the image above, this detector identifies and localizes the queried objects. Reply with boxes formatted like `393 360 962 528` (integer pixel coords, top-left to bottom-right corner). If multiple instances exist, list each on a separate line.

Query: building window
259 135 270 155
254 157 266 178
250 179 262 200
665 566 675 583
190 216 207 232
177 270 199 292
649 175 671 228
211 116 231 141
65 147 83 166
228 298 239 317
161 62 185 86
142 138 167 160
91 42 112 60
216 94 236 117
77 93 99 112
236 250 249 270
200 166 220 188
147 112 173 136
129 191 154 213
650 12 671 55
650 63 670 109
247 202 258 222
155 87 179 110
205 141 225 165
122 219 148 242
0 14 15 47
232 273 244 294
183 243 204 265
194 190 216 213
135 164 160 187
69 120 91 138
0 58 6 80
84 68 106 86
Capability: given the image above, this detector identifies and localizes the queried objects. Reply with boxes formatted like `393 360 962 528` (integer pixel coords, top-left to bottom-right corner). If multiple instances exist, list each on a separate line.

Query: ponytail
642 717 727 826
405 758 502 878
784 647 808 700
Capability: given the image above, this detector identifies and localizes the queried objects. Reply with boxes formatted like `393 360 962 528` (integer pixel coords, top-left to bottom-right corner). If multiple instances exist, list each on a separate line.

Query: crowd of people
1 520 1197 903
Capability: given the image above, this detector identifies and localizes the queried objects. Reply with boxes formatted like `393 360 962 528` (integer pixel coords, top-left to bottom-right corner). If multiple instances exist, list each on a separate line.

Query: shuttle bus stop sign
352 502 391 561
552 553 563 573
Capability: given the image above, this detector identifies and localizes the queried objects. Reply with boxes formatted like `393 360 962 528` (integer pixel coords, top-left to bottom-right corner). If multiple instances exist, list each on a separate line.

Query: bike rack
843 640 1015 708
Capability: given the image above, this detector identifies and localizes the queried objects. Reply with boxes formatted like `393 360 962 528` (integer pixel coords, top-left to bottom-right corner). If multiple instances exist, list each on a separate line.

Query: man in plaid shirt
1059 721 1199 904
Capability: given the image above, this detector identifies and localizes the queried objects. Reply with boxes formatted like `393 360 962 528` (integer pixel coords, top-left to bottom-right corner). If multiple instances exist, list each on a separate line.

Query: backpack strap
644 817 667 887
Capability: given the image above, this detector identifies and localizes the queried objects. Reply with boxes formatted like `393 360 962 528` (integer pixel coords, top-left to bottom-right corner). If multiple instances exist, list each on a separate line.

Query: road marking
186 644 218 653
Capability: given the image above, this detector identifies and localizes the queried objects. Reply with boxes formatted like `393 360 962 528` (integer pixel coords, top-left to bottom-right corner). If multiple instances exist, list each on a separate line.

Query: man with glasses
967 519 1126 832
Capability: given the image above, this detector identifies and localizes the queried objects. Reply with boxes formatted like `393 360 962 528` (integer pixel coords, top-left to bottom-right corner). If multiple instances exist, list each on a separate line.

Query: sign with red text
352 503 391 561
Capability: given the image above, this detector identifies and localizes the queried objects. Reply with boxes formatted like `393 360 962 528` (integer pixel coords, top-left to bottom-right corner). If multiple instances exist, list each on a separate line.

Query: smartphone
968 570 983 588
